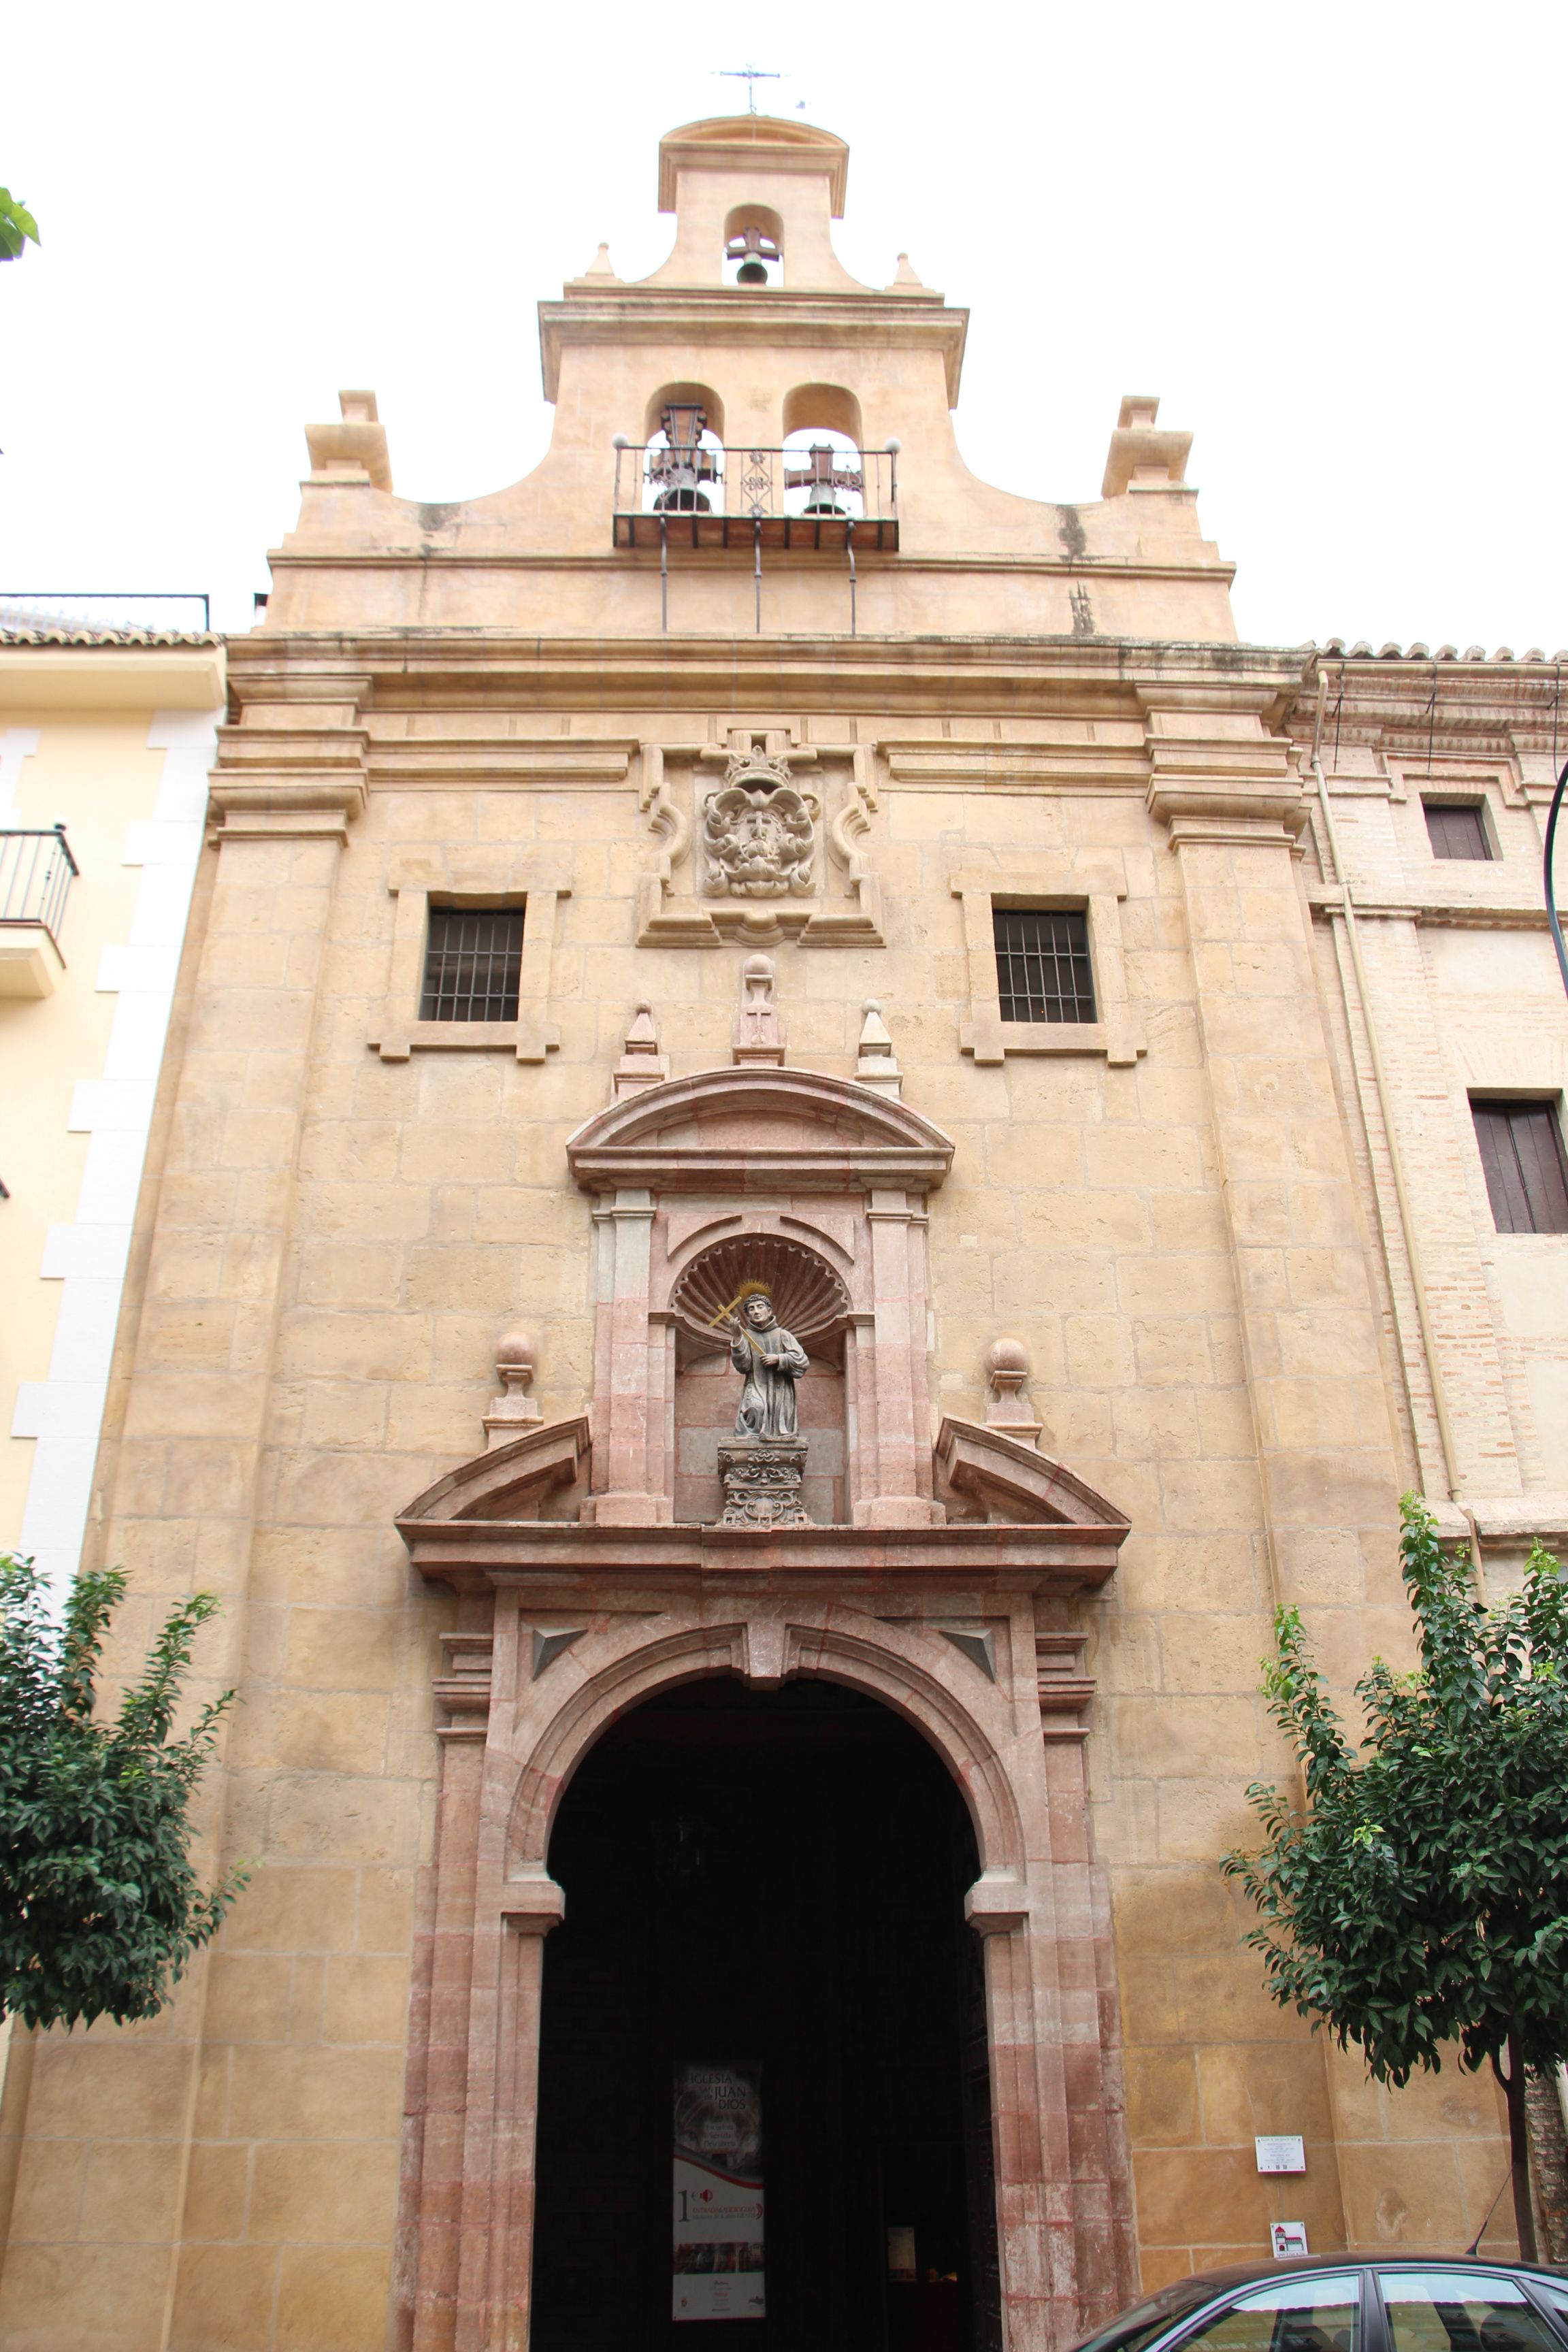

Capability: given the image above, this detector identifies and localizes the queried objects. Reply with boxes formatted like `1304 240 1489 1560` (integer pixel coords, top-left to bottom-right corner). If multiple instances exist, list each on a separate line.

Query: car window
1525 2278 1568 2329
1068 2284 1218 2352
1178 2274 1361 2352
1379 2270 1561 2352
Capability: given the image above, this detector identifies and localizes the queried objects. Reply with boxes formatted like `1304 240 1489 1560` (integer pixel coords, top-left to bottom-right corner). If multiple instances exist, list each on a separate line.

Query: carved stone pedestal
717 1440 811 1528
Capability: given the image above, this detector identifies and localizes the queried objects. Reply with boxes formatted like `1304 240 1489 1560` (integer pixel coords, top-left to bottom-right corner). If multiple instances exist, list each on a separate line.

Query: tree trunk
1502 2032 1539 2261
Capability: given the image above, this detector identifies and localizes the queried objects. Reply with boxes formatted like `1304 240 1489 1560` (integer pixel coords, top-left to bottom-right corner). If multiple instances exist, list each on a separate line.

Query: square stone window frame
368 853 572 1062
949 859 1146 1067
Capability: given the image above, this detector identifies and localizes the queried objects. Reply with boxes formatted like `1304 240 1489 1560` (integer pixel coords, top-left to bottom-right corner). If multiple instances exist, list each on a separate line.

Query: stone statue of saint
727 1288 810 1441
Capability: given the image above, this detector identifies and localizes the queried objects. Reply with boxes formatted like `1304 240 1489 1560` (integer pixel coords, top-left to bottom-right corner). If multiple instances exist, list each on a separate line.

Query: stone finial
612 1000 670 1099
887 252 926 289
732 953 786 1068
304 389 393 491
1100 393 1192 500
485 1329 542 1450
984 1337 1042 1450
854 998 902 1098
583 242 619 280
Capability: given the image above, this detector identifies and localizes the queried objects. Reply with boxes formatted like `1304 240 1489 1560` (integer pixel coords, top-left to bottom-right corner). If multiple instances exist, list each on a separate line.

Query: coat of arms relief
634 736 885 948
700 744 819 898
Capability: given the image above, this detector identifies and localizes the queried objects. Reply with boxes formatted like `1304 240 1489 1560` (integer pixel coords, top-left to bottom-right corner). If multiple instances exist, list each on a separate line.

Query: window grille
993 908 1096 1024
420 906 525 1022
1424 802 1492 861
1472 1099 1568 1234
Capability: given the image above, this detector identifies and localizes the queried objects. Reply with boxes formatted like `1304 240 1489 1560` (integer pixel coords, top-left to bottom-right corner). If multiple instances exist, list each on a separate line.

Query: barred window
1424 801 1492 861
420 906 525 1022
1472 1099 1568 1234
993 907 1096 1024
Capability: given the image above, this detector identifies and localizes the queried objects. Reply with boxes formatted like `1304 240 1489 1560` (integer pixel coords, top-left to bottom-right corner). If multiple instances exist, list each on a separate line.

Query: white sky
3 0 1565 652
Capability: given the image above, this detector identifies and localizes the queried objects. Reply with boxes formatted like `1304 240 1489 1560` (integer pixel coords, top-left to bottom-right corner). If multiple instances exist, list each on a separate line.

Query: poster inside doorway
672 2061 765 2322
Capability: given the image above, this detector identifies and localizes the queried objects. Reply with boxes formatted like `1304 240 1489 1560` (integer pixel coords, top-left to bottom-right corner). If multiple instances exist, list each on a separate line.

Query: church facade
3 111 1568 2352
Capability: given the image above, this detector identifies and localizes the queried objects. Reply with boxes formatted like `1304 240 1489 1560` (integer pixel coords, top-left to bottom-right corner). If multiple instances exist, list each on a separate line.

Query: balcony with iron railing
612 427 899 554
0 826 78 998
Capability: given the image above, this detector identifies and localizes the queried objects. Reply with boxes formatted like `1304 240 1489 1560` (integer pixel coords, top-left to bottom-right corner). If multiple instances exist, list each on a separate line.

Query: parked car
1071 2259 1568 2352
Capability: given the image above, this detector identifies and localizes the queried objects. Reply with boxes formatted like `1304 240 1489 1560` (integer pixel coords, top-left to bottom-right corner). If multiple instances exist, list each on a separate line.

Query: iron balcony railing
1 826 78 947
611 441 900 553
0 591 212 634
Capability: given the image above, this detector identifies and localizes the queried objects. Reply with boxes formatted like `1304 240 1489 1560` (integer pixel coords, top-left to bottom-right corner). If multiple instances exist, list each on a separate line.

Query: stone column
0 707 366 2352
1143 683 1406 1621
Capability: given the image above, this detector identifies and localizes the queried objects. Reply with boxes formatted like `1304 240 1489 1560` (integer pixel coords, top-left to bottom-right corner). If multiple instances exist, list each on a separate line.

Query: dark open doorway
530 1677 1000 2352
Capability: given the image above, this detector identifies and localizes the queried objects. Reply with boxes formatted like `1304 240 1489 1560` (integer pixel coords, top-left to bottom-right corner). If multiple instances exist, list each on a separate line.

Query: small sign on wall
1271 2222 1310 2258
1255 2135 1307 2174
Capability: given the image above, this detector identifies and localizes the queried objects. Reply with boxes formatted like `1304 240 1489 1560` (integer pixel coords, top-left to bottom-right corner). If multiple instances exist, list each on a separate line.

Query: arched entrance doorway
529 1677 1001 2352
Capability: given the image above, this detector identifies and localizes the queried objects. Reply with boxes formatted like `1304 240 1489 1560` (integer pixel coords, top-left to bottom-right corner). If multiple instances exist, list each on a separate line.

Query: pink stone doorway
529 1676 999 2352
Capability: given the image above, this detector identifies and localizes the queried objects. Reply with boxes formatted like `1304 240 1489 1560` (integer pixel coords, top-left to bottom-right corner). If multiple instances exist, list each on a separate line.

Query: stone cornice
398 1516 1125 1597
227 632 1308 723
538 289 968 404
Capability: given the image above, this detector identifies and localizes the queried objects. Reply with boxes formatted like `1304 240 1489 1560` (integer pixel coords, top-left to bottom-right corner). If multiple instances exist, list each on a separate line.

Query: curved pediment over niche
566 1066 955 1196
934 1419 1132 1533
398 1417 591 1529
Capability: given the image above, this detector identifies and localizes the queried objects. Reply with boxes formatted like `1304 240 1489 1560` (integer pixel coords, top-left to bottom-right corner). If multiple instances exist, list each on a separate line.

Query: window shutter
1424 802 1491 861
1472 1100 1568 1233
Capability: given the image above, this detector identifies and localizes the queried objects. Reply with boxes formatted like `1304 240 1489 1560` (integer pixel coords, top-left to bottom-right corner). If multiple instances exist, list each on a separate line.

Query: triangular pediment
567 1066 954 1196
934 1418 1131 1533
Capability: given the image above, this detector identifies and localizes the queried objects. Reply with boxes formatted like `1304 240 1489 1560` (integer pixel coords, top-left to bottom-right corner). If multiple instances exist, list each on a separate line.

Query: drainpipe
1308 670 1482 1570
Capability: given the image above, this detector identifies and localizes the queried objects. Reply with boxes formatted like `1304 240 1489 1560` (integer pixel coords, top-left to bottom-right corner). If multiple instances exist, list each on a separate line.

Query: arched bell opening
781 389 866 521
723 202 785 287
530 1676 999 2352
642 385 727 514
668 1231 852 1526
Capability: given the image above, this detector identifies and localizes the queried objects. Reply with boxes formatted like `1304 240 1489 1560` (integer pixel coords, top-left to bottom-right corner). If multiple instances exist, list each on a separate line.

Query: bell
736 258 768 285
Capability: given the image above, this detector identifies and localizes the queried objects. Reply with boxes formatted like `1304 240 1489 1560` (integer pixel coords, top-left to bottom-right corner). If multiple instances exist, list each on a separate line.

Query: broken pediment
934 1418 1130 1537
566 1064 953 1196
397 1416 590 1529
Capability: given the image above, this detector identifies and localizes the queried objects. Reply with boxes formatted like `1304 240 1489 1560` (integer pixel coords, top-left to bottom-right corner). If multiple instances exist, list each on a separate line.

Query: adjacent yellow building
0 609 224 1590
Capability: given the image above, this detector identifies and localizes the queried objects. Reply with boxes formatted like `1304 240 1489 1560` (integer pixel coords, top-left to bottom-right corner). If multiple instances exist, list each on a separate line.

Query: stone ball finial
985 1337 1029 1384
486 1330 542 1443
742 951 775 980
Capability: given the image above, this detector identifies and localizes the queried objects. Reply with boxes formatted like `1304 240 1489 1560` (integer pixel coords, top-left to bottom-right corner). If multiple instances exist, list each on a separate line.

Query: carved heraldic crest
702 745 817 898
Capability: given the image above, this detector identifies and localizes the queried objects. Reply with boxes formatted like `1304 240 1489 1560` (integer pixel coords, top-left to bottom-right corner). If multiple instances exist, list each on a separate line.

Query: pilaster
89 706 365 2350
1143 688 1405 1621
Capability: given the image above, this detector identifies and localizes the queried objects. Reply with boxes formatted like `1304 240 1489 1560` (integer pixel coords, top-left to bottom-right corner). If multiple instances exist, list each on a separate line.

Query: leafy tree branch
0 1553 246 2031
1224 1495 1568 2259
0 192 39 263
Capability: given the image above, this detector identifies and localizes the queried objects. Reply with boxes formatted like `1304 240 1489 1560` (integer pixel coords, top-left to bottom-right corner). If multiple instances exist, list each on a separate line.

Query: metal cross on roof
717 63 781 114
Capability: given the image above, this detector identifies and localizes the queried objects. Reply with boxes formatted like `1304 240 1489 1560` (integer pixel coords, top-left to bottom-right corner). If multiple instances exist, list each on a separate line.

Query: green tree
0 191 39 262
1224 1496 1568 2259
0 1553 245 2030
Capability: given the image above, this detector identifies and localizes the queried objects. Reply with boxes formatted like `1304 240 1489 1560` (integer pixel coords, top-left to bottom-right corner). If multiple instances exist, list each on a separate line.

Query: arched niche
781 380 863 444
642 380 726 443
669 1228 851 1524
723 201 785 285
568 1066 954 1529
640 382 727 514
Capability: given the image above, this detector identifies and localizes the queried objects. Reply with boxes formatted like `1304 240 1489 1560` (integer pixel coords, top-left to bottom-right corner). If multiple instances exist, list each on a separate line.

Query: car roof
1171 2260 1568 2295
